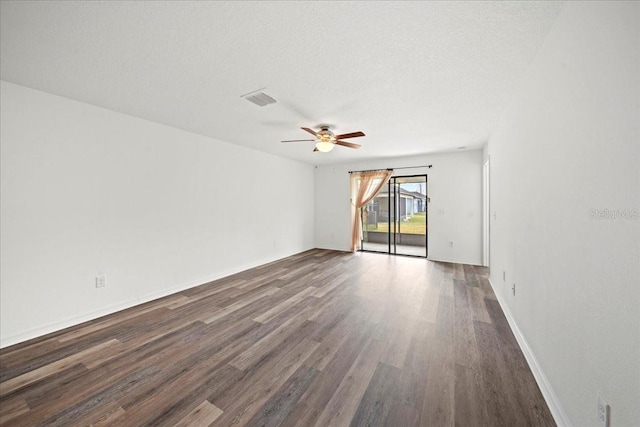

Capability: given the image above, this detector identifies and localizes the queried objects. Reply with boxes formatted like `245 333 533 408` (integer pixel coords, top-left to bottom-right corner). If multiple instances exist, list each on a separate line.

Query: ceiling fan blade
334 131 365 140
301 127 318 137
335 140 361 149
313 147 319 152
281 139 315 143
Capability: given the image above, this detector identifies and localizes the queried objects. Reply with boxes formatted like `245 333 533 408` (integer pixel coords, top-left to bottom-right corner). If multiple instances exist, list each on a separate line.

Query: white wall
488 2 639 426
315 150 483 265
0 81 315 348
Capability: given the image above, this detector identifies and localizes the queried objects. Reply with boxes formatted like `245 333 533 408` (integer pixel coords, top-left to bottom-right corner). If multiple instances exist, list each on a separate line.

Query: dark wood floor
0 249 555 426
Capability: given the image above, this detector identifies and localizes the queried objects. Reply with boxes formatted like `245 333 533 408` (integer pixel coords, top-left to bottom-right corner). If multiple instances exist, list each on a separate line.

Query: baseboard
0 299 142 349
488 279 572 427
0 271 231 349
0 248 312 349
427 256 484 266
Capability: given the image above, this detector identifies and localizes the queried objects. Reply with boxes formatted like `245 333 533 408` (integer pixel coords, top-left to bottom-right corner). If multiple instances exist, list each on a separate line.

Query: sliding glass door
360 175 427 257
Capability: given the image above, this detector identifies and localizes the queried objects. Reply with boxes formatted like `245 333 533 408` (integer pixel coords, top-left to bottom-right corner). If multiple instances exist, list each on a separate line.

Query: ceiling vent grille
241 90 277 107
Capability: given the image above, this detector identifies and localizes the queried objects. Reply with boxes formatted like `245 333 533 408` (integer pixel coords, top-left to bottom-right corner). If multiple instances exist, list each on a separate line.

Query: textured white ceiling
1 1 564 165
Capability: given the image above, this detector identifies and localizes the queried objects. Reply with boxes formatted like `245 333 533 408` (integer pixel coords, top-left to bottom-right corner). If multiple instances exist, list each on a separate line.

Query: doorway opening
360 175 427 257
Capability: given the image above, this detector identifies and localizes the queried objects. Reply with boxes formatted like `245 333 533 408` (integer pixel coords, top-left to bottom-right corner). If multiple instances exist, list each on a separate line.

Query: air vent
241 90 277 107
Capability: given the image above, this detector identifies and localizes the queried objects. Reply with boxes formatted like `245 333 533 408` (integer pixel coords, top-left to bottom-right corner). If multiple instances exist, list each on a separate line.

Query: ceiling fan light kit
315 141 335 152
281 125 365 153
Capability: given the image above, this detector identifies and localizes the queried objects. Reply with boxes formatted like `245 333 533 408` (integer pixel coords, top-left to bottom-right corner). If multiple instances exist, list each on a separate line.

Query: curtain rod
348 165 432 174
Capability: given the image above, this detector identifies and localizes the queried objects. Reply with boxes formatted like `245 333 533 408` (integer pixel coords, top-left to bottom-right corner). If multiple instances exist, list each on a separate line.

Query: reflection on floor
361 241 427 257
0 250 555 426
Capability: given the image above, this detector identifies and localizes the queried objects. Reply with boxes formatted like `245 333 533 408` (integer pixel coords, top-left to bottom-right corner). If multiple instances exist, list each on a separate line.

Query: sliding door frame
360 174 428 258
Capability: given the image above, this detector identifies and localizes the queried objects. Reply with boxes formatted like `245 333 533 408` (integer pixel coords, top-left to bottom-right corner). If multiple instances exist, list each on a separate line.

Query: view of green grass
364 212 427 234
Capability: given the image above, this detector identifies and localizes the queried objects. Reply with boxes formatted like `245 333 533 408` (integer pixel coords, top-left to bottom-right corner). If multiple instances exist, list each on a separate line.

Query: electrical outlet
95 275 106 288
512 283 516 296
449 241 454 247
503 271 506 281
597 393 610 427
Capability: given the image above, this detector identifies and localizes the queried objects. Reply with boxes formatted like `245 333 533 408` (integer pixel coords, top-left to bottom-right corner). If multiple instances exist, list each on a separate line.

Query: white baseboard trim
488 278 572 427
427 256 484 266
0 271 230 349
1 299 140 349
0 248 313 349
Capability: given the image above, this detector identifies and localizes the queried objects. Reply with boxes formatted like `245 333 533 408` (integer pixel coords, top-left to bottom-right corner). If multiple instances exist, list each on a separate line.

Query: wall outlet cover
597 393 610 427
95 275 106 288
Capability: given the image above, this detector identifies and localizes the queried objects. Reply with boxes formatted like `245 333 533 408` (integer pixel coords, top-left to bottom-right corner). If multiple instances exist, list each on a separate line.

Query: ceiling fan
281 125 365 152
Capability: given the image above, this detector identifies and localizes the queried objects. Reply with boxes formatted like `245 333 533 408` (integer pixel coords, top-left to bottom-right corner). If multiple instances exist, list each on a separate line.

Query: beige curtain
350 170 393 252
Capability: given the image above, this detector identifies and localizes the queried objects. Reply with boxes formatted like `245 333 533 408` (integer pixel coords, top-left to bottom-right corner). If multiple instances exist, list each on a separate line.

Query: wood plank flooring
0 249 555 426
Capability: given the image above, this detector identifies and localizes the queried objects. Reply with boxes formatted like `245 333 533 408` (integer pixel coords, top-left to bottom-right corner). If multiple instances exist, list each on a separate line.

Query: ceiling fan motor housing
317 127 335 143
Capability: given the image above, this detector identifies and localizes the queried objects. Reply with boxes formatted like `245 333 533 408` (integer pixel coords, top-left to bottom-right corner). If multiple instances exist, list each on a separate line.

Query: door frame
482 160 490 267
360 174 428 258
